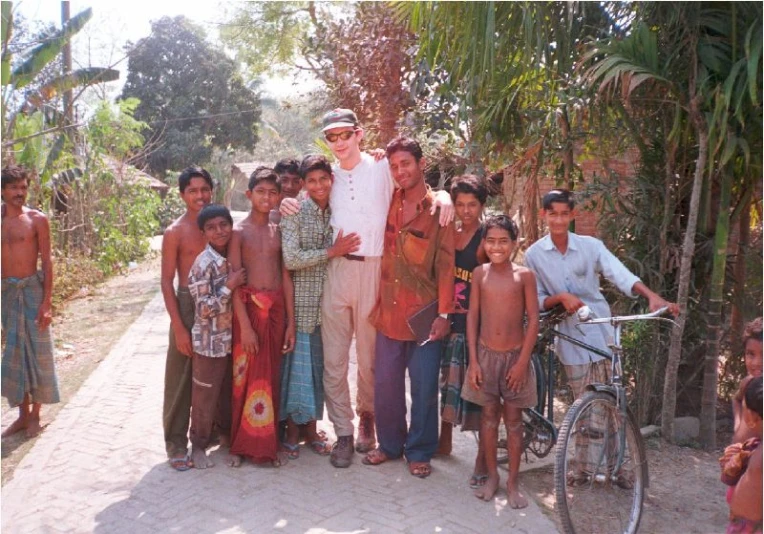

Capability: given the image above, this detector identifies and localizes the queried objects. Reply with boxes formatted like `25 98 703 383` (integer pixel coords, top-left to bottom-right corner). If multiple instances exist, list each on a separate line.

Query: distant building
228 161 270 211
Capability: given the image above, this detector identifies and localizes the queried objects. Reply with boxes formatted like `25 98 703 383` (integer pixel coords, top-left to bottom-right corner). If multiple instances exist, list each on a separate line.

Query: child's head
541 189 575 237
178 166 214 213
197 204 233 254
247 167 281 214
742 376 763 433
482 215 518 264
743 318 763 378
450 174 487 227
1 165 30 205
274 158 303 199
299 155 333 207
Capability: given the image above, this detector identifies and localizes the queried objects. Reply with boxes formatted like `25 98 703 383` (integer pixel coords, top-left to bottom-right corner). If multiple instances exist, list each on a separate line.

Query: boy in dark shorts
463 215 539 507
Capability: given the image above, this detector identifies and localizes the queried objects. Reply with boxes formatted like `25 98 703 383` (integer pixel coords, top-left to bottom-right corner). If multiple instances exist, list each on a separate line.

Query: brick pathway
1 292 558 534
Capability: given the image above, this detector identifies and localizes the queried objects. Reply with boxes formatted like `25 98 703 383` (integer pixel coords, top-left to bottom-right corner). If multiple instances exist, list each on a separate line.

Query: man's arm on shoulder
34 211 53 329
431 190 454 226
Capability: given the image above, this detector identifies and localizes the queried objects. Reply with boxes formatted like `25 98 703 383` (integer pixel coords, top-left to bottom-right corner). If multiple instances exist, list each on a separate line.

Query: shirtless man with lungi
1 164 60 439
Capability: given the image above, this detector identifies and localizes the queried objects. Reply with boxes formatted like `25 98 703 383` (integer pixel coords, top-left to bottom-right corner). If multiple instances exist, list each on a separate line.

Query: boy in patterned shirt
188 204 246 469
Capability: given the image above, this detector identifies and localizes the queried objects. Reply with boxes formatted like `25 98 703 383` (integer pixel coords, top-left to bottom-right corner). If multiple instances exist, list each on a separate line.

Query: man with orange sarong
228 167 296 467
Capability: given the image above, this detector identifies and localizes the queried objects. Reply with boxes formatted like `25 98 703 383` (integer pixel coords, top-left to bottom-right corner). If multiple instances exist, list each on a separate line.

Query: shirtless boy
1 164 60 439
228 167 296 466
463 215 539 508
160 166 213 471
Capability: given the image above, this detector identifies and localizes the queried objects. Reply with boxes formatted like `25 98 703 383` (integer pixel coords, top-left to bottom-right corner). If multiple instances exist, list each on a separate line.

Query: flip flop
469 473 489 489
168 454 192 472
282 442 300 460
309 440 332 456
408 461 432 478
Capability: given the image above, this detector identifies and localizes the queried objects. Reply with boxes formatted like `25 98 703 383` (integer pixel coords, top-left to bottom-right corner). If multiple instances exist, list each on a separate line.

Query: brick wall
501 146 640 242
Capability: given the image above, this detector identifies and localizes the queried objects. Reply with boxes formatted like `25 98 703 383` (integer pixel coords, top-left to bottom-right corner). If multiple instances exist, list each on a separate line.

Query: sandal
408 461 432 478
282 442 300 460
362 448 390 466
469 473 488 489
309 440 332 456
168 454 193 472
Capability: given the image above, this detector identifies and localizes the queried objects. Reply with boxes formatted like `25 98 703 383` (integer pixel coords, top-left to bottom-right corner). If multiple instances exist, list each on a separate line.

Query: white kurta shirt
524 232 641 366
329 153 395 258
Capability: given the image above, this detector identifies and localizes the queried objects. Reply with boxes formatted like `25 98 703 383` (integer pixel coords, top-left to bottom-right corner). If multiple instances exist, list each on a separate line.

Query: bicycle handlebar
576 306 675 326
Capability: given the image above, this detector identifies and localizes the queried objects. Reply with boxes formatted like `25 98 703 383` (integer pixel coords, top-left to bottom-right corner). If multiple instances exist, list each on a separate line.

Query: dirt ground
1 254 161 485
0 251 732 533
520 429 729 533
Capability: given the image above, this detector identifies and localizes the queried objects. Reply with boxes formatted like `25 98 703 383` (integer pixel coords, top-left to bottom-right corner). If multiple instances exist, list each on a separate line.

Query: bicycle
552 306 674 534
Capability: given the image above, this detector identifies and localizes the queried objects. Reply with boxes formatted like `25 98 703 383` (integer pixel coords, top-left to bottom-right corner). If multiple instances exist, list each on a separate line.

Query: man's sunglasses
325 130 356 143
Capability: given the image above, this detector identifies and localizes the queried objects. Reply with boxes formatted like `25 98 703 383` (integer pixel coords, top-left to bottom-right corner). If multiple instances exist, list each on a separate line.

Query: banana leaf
12 7 92 89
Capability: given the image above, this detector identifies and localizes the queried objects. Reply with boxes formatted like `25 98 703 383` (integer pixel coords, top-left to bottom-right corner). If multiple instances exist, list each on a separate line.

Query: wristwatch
439 312 448 319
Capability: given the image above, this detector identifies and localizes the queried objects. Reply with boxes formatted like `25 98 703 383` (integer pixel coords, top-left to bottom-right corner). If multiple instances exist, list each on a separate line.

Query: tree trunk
661 93 708 442
729 192 751 357
699 168 732 449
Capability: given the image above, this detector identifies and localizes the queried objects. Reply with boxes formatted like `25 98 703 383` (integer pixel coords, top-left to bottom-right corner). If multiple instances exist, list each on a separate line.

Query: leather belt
343 254 365 262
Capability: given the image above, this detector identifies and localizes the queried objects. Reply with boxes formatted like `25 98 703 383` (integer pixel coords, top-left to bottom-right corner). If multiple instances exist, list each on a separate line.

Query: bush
157 187 186 232
52 252 105 309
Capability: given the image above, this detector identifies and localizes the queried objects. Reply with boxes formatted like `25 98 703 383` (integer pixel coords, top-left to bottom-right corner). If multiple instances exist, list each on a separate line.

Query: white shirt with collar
329 152 395 257
524 232 641 366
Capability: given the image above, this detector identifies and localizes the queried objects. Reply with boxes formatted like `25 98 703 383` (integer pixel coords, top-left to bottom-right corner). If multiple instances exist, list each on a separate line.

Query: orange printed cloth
230 287 286 463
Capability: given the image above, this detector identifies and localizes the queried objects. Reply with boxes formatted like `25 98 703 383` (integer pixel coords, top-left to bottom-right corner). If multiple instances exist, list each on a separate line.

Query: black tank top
451 226 483 334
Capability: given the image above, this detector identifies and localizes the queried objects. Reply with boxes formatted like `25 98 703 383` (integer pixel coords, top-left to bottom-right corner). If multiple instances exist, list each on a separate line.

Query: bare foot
507 483 528 509
227 454 242 468
1 417 27 438
474 474 499 501
191 446 213 469
436 423 452 456
271 451 289 468
25 417 42 438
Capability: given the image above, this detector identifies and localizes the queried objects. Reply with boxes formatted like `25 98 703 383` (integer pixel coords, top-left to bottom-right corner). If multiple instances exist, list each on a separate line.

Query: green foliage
86 98 146 160
10 7 91 89
91 177 159 273
222 2 415 145
121 16 261 177
220 2 313 78
156 187 185 232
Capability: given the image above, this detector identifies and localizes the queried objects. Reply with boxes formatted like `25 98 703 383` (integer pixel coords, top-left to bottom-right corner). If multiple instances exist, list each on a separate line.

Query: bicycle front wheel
554 391 647 534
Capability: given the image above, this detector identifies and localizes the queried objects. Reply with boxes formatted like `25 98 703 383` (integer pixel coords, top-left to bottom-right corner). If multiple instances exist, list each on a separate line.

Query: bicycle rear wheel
554 391 647 534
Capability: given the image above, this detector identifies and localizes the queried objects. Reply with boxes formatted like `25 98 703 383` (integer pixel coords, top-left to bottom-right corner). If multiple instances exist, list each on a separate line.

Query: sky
13 0 316 99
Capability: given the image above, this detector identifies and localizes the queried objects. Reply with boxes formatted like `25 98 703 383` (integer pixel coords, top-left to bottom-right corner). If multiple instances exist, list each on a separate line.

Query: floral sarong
230 287 285 463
